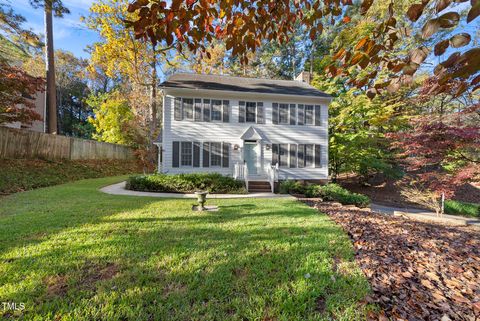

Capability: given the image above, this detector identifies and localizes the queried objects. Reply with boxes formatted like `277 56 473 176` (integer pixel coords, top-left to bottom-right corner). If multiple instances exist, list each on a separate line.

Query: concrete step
249 189 272 193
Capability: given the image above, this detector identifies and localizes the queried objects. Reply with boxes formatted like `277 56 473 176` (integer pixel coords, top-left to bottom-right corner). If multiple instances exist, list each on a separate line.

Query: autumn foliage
126 0 479 98
0 61 45 125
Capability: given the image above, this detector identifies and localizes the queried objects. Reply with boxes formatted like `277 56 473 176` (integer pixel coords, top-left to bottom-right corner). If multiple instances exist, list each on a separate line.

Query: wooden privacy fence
0 126 135 160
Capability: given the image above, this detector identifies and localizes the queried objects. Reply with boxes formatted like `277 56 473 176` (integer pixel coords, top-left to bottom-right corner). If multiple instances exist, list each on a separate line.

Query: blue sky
9 0 99 58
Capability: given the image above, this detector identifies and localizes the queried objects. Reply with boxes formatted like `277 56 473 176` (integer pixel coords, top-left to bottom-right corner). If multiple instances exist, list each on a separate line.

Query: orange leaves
360 0 374 15
421 12 460 39
409 46 429 64
467 0 480 22
449 33 471 48
407 3 426 22
434 39 450 56
342 16 351 23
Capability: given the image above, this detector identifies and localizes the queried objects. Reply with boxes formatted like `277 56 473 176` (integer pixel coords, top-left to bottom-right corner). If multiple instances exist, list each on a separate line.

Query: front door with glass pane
243 142 259 175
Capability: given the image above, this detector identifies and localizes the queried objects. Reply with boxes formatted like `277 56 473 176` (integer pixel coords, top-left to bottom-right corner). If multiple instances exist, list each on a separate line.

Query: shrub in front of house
318 183 370 208
280 181 370 208
279 180 305 195
126 173 247 194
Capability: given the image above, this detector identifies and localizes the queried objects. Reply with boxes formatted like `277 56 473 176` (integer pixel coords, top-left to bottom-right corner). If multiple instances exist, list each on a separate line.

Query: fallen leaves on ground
302 200 480 321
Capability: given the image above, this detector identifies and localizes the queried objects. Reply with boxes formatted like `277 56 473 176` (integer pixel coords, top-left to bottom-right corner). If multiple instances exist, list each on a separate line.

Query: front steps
248 181 272 193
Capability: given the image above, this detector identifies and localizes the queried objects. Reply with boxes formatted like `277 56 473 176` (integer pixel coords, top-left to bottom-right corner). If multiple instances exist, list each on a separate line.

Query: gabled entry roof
160 73 331 98
240 126 270 142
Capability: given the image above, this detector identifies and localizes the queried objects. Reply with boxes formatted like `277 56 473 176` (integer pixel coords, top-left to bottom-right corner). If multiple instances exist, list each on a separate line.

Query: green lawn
0 176 371 320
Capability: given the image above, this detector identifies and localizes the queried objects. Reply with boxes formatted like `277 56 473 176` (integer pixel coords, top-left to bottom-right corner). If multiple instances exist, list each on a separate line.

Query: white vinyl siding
162 90 329 179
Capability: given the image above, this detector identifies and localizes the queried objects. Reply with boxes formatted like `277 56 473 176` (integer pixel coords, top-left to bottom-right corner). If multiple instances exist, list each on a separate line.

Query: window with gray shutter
315 144 321 168
305 144 314 167
272 144 279 166
222 100 229 122
289 144 297 168
256 102 265 124
211 100 222 121
174 98 182 121
172 141 180 167
202 142 210 167
315 105 321 126
279 103 289 124
290 104 296 125
297 104 304 125
298 144 305 168
222 142 230 167
203 99 211 121
210 142 222 166
305 105 314 125
279 144 288 167
193 142 201 167
194 99 202 121
272 103 279 124
239 101 245 123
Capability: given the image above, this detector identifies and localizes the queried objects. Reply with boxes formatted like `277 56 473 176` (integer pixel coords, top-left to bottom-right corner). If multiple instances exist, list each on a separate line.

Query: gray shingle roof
160 73 331 98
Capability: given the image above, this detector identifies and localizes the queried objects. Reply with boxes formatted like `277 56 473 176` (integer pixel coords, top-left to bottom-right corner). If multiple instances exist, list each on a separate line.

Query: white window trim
180 141 193 167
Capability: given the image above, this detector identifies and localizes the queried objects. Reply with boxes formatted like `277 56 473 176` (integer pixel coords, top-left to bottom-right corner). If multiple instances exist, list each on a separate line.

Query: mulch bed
302 200 480 321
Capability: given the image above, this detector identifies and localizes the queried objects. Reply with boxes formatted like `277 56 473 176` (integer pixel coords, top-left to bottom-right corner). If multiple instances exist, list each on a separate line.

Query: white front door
244 142 259 175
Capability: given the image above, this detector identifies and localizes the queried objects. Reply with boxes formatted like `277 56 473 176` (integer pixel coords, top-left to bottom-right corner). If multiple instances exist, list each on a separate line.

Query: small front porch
233 162 279 193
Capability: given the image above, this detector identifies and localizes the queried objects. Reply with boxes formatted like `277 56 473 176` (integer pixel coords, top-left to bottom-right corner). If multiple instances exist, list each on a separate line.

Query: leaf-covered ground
304 200 480 321
0 177 371 320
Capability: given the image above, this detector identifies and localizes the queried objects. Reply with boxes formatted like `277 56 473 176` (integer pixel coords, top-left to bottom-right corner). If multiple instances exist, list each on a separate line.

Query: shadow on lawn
0 198 370 320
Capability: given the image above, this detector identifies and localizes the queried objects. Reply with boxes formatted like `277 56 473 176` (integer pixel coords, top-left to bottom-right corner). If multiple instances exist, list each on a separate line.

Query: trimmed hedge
126 173 247 194
279 180 370 208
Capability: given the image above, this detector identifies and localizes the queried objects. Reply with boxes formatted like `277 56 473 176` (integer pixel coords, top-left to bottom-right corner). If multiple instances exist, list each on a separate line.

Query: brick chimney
295 71 311 84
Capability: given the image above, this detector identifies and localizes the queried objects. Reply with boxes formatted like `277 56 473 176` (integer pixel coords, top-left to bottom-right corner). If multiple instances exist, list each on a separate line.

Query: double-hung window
279 104 289 124
210 142 222 166
305 105 314 125
182 98 194 120
246 102 256 123
211 100 222 121
181 142 193 166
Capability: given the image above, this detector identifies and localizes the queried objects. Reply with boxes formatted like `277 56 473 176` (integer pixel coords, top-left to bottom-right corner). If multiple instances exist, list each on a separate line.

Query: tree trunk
148 45 158 170
44 2 57 134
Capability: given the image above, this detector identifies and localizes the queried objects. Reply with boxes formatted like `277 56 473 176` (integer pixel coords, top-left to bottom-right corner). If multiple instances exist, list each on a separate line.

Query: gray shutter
315 144 321 168
194 99 202 121
238 101 245 123
290 104 296 125
272 144 279 166
297 104 304 125
272 103 279 124
174 97 182 121
222 100 229 122
193 142 201 167
315 105 321 126
202 142 210 167
298 144 305 168
172 141 180 167
203 99 211 122
222 142 230 168
256 102 265 124
289 144 297 168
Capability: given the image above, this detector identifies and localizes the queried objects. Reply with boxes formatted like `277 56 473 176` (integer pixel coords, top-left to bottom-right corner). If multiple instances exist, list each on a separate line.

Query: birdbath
194 191 208 211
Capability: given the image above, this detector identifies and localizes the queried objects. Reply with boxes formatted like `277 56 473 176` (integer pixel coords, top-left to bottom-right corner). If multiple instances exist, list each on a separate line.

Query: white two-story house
157 72 331 192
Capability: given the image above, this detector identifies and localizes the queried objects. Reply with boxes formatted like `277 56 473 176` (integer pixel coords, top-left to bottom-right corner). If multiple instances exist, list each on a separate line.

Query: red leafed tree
388 77 480 197
0 61 45 125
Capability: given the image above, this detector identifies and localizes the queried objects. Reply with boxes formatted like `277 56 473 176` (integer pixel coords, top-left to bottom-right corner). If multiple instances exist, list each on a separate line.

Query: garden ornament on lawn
194 191 208 211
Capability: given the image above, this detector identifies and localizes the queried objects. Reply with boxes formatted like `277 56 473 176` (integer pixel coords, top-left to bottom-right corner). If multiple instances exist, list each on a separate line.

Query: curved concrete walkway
100 181 294 199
